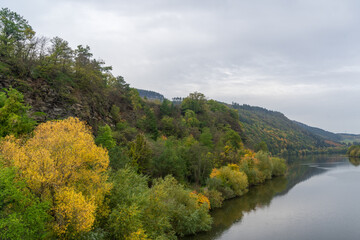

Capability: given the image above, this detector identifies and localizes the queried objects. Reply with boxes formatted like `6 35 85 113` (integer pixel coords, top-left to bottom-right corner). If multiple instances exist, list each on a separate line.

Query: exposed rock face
0 76 123 131
1 77 72 120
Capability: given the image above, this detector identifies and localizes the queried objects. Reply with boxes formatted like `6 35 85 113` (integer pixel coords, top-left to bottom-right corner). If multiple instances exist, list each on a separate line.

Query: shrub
271 157 287 176
208 165 248 199
151 176 212 236
202 188 224 209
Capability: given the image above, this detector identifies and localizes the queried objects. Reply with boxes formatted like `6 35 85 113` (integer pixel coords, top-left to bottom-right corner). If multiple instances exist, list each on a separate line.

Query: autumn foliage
0 117 110 237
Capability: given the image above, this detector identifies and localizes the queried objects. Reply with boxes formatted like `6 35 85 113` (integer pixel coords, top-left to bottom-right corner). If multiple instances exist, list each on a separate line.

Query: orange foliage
210 168 220 178
190 191 211 209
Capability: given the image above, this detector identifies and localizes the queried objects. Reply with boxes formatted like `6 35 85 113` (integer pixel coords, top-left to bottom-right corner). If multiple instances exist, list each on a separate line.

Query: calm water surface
184 155 360 240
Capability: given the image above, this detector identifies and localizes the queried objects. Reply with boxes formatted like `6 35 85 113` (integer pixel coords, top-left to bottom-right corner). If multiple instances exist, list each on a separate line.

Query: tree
144 107 158 140
0 8 35 56
45 37 73 76
254 141 269 152
0 117 111 237
128 134 152 174
181 92 207 114
108 167 172 240
150 138 186 181
199 127 213 149
0 166 50 240
95 124 116 150
224 127 242 150
160 99 173 116
0 88 36 137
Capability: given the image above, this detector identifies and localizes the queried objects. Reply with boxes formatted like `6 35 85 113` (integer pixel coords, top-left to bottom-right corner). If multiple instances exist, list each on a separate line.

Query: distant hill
337 133 360 144
293 121 360 145
231 103 345 155
137 89 164 101
293 121 342 142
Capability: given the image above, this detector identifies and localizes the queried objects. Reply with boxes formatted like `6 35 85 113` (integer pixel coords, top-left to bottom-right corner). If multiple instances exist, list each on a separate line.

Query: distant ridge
336 133 360 144
137 89 164 101
231 103 345 155
294 121 360 144
293 121 342 142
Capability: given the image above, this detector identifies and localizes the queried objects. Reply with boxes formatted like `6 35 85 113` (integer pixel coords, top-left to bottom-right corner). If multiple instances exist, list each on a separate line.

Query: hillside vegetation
0 8 289 239
231 103 346 155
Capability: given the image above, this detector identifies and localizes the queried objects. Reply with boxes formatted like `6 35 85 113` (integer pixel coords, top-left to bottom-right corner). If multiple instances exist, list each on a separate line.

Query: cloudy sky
3 0 360 133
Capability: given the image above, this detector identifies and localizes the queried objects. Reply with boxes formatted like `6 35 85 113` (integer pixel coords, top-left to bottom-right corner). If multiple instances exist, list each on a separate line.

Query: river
184 154 360 240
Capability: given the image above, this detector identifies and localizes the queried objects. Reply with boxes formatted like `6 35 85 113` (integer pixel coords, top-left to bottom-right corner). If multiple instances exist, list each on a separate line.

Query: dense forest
231 103 346 155
0 8 290 239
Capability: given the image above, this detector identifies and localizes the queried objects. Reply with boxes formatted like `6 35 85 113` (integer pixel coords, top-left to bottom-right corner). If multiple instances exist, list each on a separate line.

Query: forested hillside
0 8 288 239
337 133 360 144
231 103 345 155
293 121 342 143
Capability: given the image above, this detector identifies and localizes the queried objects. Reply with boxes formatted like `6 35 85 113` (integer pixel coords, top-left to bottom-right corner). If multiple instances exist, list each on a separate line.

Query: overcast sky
3 0 360 133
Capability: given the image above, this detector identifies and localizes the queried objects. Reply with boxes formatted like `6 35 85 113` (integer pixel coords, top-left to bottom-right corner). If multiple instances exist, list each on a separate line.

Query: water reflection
184 154 350 240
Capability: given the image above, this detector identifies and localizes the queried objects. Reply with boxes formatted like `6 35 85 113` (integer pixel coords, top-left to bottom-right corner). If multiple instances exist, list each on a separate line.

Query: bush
271 157 287 176
108 167 172 240
239 156 265 186
151 175 212 236
256 151 273 180
202 188 224 209
208 165 248 199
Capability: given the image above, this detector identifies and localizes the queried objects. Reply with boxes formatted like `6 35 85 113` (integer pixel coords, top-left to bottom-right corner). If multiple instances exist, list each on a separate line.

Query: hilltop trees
0 8 35 75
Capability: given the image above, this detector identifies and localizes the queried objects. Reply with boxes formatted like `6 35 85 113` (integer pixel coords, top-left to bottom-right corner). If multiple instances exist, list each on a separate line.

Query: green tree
183 142 214 185
181 92 207 114
254 141 269 152
144 107 158 140
0 166 50 240
0 8 35 56
160 99 173 116
95 124 116 150
150 138 186 181
200 127 214 149
0 88 36 137
224 127 242 150
128 134 152 174
108 167 174 240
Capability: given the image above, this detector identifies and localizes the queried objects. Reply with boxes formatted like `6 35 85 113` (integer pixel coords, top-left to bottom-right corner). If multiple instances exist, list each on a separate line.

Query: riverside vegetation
0 8 347 239
347 145 360 158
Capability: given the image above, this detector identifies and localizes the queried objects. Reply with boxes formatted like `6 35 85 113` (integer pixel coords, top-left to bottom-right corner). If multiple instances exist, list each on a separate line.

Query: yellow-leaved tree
0 117 111 237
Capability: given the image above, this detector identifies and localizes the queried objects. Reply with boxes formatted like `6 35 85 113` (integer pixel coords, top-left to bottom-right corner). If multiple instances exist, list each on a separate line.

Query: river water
184 155 360 240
